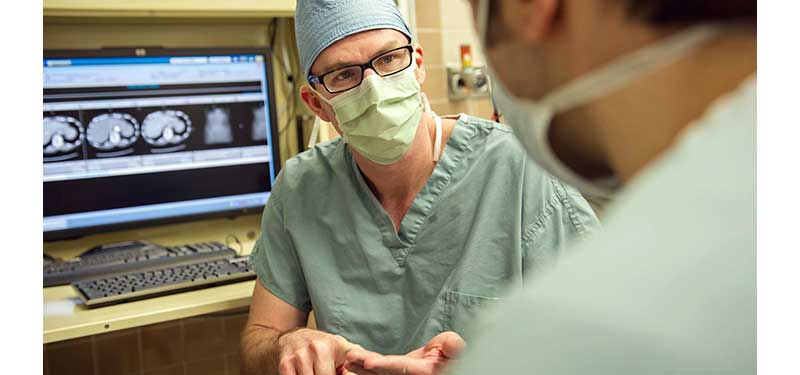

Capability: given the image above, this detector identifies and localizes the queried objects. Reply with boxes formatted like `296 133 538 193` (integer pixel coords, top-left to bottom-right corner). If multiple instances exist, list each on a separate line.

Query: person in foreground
343 0 756 373
340 0 757 374
241 0 600 374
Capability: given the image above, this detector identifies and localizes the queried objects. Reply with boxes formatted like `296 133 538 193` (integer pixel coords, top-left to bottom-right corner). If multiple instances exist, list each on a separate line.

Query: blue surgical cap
295 0 412 79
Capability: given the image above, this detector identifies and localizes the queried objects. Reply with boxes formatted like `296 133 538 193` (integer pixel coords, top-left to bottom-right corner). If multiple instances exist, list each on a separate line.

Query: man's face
304 29 423 130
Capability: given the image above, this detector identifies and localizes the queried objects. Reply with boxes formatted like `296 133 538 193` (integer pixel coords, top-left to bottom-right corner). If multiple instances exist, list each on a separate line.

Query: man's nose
363 67 377 79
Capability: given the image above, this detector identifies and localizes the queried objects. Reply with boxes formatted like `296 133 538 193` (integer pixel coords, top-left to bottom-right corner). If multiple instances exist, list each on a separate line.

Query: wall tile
185 357 227 375
474 98 496 120
46 337 94 375
430 100 448 115
183 317 226 362
95 329 141 375
223 313 248 356
415 0 441 29
43 347 49 375
439 0 475 31
431 99 470 116
141 321 184 370
442 30 484 66
226 353 241 375
143 364 184 375
307 311 318 330
422 66 448 101
417 31 443 67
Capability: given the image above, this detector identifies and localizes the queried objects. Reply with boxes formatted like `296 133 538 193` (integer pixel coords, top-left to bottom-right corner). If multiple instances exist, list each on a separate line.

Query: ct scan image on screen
43 49 280 238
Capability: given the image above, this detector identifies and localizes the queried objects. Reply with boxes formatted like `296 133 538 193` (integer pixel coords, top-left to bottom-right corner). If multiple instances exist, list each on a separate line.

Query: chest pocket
443 290 500 339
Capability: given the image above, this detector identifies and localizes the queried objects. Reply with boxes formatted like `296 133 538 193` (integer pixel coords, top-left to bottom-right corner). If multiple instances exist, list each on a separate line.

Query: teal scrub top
249 114 600 354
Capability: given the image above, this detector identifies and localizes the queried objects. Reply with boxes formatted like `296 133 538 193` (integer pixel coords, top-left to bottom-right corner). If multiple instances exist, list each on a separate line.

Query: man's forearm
241 324 283 375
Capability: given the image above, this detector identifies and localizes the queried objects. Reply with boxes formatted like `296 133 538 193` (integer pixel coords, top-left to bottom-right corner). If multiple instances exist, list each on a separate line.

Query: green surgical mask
313 65 424 165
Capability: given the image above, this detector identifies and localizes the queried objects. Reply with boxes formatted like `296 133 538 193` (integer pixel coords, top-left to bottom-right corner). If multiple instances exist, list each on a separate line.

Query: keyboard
72 257 255 308
44 241 236 287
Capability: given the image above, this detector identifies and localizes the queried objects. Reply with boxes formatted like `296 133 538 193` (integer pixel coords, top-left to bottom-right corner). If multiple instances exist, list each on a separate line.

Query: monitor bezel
43 46 281 241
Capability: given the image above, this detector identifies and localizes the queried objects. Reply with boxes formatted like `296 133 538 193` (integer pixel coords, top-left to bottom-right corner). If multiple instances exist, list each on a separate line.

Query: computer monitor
43 47 281 240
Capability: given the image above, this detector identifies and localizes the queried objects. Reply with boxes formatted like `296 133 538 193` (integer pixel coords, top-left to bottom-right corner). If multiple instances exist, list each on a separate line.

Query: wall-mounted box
447 66 490 101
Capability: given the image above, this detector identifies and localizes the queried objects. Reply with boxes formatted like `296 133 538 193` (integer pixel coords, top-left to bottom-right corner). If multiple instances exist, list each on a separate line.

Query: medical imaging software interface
43 53 277 234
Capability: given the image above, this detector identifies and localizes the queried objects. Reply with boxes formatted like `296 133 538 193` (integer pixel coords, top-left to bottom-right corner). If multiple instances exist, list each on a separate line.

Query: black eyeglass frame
307 45 415 94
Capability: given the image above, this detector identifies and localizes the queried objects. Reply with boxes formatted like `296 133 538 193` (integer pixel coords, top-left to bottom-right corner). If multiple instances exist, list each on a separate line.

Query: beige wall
415 0 495 119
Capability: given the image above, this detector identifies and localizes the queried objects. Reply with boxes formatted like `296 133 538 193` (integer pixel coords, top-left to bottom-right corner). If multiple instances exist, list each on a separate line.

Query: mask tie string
307 116 321 148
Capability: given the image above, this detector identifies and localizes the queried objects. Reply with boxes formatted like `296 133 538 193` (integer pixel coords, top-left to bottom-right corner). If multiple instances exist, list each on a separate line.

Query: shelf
43 214 262 343
44 280 256 344
44 0 296 18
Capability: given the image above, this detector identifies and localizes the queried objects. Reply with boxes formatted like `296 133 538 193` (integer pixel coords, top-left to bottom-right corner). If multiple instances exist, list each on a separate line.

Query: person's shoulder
455 113 515 135
454 113 523 153
449 114 562 193
273 137 346 196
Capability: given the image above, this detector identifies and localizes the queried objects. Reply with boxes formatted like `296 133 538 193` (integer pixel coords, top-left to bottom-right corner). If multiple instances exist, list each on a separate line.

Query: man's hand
277 327 361 375
344 332 466 375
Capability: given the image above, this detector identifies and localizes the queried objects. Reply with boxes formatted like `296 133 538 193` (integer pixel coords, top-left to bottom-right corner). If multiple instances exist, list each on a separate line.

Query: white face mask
477 0 721 197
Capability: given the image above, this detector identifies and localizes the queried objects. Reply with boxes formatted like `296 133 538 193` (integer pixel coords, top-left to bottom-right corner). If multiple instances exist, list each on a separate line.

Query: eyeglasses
308 45 414 94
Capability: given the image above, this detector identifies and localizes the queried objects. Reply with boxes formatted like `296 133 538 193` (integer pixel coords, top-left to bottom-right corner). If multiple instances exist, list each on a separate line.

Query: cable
266 18 297 135
269 18 278 48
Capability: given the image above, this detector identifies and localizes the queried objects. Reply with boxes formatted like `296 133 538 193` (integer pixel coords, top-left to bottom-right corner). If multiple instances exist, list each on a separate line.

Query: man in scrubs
241 0 600 374
351 0 755 374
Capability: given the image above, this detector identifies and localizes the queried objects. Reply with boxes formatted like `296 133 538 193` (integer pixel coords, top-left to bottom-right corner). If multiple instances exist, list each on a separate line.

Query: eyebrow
320 40 407 74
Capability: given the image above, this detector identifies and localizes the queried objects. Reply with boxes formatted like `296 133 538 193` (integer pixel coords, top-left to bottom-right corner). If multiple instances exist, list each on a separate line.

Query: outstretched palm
343 332 465 375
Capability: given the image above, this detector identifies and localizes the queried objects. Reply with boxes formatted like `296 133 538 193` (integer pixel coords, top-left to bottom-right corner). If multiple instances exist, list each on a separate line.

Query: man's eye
335 71 354 81
376 54 400 67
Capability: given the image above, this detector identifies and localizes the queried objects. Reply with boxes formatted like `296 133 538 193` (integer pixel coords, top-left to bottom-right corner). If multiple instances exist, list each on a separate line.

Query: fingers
310 339 337 375
367 354 429 374
333 334 361 363
346 348 393 374
279 330 355 375
345 347 382 366
343 362 380 375
283 345 339 375
435 332 466 359
278 355 296 375
294 348 315 375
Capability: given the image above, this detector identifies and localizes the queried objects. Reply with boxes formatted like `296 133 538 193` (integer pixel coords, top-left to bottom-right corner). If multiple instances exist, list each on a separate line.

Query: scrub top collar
345 114 478 266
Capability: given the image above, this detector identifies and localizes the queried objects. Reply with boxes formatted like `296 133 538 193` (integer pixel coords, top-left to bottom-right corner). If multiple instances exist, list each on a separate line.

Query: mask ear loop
307 116 321 149
420 92 442 162
421 91 433 113
307 84 336 149
433 114 443 162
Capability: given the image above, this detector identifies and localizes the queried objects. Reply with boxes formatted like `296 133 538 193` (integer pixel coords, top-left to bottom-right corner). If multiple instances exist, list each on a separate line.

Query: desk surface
44 214 261 344
44 280 256 344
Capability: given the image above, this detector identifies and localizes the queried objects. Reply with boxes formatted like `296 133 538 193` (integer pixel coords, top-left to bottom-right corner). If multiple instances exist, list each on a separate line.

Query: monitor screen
43 48 280 240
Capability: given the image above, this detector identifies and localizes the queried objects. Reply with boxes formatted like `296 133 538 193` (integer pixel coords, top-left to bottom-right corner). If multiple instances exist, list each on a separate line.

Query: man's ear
506 0 560 43
413 44 427 85
300 84 334 123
